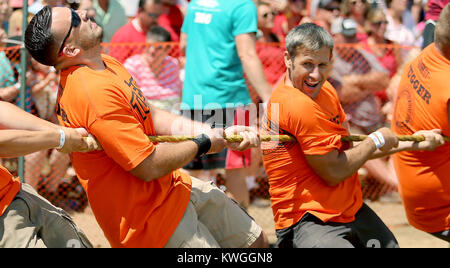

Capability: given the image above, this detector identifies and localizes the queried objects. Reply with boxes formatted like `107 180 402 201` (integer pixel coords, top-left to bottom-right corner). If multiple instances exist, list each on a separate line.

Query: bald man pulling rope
24 5 268 248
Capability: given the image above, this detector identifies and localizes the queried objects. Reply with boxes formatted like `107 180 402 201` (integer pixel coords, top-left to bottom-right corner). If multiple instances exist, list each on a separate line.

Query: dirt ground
71 198 449 248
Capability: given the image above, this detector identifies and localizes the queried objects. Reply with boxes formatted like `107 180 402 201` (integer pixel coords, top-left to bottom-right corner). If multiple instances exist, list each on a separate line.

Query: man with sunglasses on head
110 0 167 63
24 6 268 248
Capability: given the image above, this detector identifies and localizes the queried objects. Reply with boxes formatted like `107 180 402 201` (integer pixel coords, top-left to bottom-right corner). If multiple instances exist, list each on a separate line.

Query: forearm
332 139 378 183
236 33 272 103
309 138 377 186
130 141 199 182
180 33 187 56
0 84 20 102
369 140 426 159
357 72 389 92
150 105 212 135
241 56 272 103
0 101 57 131
31 76 53 93
0 129 60 158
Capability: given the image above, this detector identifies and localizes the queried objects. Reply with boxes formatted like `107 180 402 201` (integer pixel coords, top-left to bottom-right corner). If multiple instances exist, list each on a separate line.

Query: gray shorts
275 203 399 248
431 230 450 242
164 177 262 248
0 183 92 248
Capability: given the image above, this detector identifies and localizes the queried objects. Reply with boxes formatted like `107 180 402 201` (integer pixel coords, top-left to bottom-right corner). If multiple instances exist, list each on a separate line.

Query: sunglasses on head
58 9 81 56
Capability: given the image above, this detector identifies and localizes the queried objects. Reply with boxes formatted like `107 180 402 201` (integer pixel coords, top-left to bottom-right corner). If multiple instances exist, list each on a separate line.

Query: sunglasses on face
147 12 161 18
372 20 388 26
324 5 340 11
350 0 366 5
262 11 277 18
58 9 81 56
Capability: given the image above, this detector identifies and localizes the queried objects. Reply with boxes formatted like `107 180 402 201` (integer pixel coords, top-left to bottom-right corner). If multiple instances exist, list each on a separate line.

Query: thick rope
148 135 450 143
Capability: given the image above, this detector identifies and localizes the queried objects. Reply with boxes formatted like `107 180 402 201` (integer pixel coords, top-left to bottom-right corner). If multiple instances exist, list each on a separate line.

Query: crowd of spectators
0 0 443 207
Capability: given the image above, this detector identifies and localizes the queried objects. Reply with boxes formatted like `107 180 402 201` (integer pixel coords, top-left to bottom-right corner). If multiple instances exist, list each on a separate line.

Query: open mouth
304 81 320 89
89 18 97 29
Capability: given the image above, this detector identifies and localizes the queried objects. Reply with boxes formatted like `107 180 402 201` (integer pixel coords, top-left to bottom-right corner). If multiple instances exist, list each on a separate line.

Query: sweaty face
286 47 333 99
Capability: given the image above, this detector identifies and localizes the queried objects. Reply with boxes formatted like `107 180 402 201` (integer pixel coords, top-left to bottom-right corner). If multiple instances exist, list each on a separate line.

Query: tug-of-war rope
148 135 450 143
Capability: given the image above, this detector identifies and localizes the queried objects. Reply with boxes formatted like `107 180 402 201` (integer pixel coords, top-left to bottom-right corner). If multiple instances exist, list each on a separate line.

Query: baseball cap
330 17 357 36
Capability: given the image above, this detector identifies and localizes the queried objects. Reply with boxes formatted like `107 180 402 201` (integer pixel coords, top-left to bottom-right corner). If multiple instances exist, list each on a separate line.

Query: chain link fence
1 41 418 240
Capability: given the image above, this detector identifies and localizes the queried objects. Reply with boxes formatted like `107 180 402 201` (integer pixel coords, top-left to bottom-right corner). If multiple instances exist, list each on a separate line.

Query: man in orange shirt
391 4 450 242
261 23 444 248
24 6 268 248
0 100 100 247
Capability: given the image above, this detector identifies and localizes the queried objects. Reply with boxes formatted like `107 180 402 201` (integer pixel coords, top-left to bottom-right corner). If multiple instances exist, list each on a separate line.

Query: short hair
285 23 334 59
139 0 162 10
24 6 58 66
434 3 450 51
147 26 172 42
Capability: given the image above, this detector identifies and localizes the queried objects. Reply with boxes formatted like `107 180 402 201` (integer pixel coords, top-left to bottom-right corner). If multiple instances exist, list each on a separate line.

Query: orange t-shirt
57 54 191 248
0 165 20 217
261 77 363 230
391 44 450 233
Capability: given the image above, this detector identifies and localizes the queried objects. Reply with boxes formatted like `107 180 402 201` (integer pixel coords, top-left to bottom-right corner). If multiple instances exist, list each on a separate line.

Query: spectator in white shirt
384 0 416 46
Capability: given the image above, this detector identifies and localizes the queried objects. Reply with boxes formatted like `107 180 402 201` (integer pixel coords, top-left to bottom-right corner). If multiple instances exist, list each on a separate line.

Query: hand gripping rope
147 134 450 143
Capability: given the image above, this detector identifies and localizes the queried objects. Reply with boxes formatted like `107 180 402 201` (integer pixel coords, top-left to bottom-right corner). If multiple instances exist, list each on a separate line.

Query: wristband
368 133 381 149
369 131 386 149
57 129 66 150
192 134 212 157
373 131 386 147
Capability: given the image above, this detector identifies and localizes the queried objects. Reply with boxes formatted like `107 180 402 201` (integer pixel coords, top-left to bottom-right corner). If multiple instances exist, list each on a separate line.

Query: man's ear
284 51 292 69
62 45 81 58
